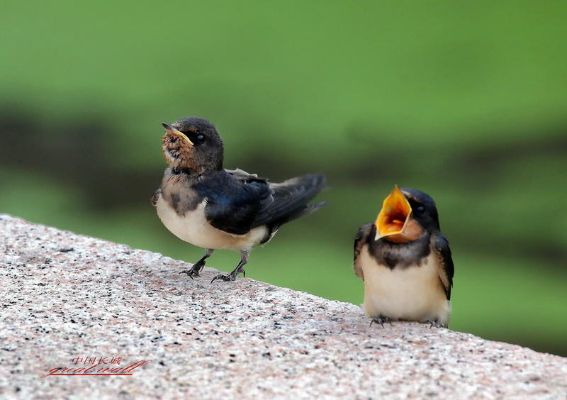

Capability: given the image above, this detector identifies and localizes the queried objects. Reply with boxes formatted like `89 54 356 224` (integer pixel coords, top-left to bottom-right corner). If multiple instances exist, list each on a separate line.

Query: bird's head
374 186 440 243
161 117 224 173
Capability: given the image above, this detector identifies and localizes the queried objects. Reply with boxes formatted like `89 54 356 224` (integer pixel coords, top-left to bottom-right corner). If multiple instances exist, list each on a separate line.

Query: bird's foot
210 271 237 283
210 266 246 283
211 251 248 283
180 260 205 279
370 316 393 327
425 319 445 328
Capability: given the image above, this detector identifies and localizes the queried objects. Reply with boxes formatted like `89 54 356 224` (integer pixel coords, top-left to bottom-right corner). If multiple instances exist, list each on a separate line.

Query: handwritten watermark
48 355 150 376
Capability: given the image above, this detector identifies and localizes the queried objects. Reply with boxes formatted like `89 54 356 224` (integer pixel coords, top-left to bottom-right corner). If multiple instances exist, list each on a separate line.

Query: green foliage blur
1 1 565 355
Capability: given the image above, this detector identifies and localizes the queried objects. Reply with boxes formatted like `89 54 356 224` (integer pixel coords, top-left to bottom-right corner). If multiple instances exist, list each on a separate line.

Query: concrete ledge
0 215 565 399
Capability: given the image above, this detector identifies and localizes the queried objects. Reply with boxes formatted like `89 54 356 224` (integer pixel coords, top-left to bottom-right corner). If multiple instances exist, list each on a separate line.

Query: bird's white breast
359 246 450 325
155 195 267 251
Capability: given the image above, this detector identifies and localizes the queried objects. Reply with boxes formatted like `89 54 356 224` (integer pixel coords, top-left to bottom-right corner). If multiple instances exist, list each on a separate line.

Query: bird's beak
162 122 193 146
375 185 412 241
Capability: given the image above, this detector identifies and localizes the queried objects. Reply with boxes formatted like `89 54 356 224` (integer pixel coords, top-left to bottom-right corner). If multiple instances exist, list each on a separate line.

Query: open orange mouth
375 185 412 240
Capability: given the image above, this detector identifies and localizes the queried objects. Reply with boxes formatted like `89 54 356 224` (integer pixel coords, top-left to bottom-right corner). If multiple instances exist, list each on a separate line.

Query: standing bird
353 186 454 327
152 117 326 282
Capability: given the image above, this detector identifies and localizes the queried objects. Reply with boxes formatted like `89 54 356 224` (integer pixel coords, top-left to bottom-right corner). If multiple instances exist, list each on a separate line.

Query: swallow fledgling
152 117 326 282
353 186 454 327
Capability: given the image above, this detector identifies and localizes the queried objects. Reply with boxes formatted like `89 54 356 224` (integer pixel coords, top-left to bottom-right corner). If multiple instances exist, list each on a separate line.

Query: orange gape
375 186 423 243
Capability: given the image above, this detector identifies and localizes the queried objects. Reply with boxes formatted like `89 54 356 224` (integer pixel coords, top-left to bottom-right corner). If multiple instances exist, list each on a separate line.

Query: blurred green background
1 1 566 355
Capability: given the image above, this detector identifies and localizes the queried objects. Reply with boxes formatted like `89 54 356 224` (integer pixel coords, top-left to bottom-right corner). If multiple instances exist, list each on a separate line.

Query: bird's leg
370 315 393 327
181 249 214 279
211 250 249 283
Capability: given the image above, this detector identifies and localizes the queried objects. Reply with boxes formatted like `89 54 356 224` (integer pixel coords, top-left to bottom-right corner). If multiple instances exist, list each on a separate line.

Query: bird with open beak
152 117 326 282
353 186 454 327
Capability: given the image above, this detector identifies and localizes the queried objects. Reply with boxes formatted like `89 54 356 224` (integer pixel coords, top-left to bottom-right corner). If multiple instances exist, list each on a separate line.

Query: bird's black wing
353 223 373 280
432 233 454 300
194 171 272 235
251 174 326 228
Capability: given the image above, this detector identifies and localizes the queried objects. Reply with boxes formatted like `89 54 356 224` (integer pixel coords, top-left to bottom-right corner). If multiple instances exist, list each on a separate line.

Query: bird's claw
426 320 445 328
370 316 393 327
210 273 237 283
179 269 199 279
210 266 246 283
180 261 205 279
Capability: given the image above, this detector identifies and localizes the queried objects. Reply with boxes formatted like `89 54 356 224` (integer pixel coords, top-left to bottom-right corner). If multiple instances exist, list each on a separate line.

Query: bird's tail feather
253 174 326 228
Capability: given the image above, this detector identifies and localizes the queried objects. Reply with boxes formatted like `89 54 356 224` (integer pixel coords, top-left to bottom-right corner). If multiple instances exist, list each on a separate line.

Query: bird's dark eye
196 134 205 142
415 205 425 214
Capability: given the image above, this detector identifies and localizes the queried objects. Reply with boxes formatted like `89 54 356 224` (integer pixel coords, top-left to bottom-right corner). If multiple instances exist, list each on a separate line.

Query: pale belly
156 195 268 251
359 247 450 325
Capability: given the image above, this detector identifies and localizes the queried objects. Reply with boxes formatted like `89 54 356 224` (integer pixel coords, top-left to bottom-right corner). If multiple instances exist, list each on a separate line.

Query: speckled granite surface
0 215 565 399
